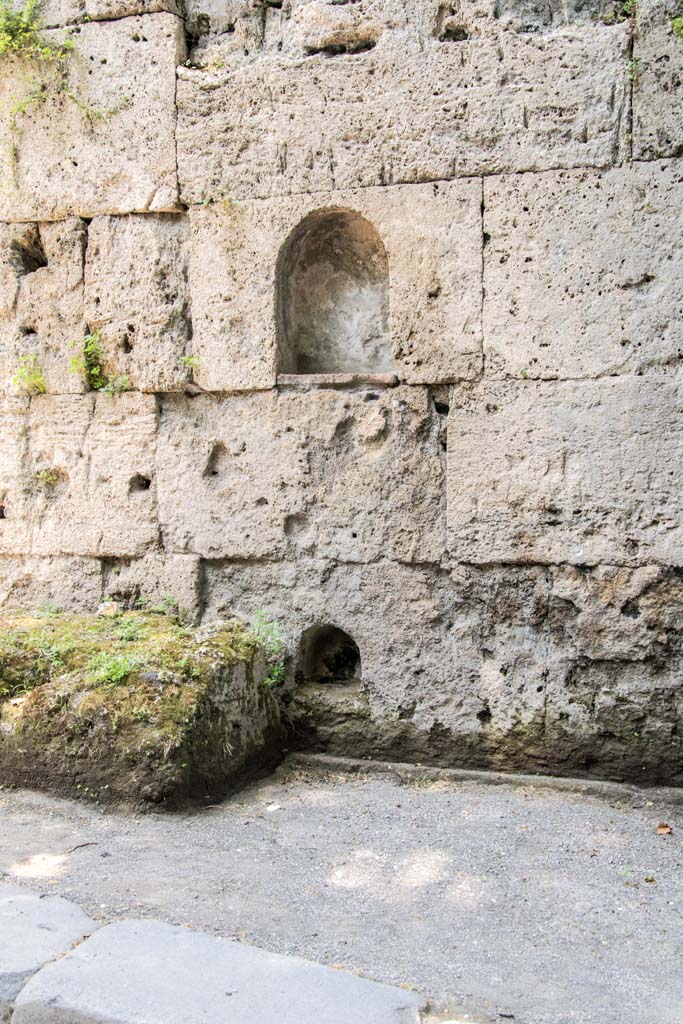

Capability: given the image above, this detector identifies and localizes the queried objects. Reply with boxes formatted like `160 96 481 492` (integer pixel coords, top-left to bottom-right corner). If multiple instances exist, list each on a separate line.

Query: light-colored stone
28 392 158 557
100 550 202 622
0 219 86 396
40 0 180 27
189 180 481 391
84 214 191 393
0 882 97 1017
177 4 629 201
0 555 102 610
0 15 184 221
157 387 445 563
0 396 31 555
447 378 683 566
634 0 683 160
483 162 683 378
12 918 425 1024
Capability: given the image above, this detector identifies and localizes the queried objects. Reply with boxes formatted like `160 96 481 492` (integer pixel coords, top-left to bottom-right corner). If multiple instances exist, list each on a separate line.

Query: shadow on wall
296 624 362 686
276 207 395 375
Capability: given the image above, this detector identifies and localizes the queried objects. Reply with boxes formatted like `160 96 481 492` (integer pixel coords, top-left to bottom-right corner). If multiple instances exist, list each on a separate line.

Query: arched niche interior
296 624 361 686
276 208 394 375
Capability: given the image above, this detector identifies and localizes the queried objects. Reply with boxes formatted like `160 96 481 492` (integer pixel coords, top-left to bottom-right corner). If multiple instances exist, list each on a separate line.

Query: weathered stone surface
84 214 191 393
0 15 183 221
0 220 86 396
0 882 96 1017
0 611 283 805
100 551 202 622
189 180 481 391
157 387 446 563
483 162 683 378
447 379 683 566
41 0 180 28
634 0 683 160
12 918 425 1024
28 393 158 557
177 2 629 200
0 397 31 555
203 557 683 784
0 555 103 610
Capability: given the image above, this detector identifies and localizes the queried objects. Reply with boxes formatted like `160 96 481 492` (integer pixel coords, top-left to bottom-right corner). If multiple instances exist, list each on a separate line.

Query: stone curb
0 883 98 1020
288 752 683 807
1 885 425 1024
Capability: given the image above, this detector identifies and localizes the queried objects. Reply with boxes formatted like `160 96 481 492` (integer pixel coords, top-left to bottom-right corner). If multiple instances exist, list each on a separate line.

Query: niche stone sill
277 372 399 391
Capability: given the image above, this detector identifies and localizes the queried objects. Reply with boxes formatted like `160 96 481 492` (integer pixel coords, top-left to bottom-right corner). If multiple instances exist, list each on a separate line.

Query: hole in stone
276 208 394 375
129 474 152 492
0 503 5 519
298 624 361 685
305 38 376 55
12 230 47 276
204 442 230 478
121 333 133 354
477 704 492 726
434 400 450 416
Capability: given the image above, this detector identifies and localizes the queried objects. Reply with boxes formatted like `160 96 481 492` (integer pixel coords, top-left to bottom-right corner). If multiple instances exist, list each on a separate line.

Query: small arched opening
276 208 394 375
296 624 361 686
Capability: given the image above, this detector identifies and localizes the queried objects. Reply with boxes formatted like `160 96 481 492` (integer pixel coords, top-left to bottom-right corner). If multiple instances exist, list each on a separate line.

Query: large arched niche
275 207 394 375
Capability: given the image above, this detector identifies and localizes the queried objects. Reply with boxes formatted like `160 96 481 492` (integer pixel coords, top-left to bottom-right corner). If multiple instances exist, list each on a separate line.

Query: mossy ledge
0 609 284 807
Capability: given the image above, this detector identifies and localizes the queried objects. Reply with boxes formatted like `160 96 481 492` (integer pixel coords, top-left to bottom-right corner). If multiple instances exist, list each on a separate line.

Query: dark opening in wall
297 624 361 685
276 208 394 375
12 229 47 276
129 474 152 493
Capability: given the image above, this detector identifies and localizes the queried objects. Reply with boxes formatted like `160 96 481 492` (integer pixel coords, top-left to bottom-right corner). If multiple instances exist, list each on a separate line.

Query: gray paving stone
12 918 425 1023
0 882 97 1016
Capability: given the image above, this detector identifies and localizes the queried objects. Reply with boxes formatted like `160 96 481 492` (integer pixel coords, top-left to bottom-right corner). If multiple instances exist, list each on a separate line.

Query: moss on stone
0 609 283 806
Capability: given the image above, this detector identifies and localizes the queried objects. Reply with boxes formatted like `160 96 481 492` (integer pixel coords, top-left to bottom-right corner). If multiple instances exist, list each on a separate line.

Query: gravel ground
0 757 681 1024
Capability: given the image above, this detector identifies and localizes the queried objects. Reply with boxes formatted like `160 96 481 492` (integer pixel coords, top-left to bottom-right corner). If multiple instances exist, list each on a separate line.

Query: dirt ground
1 756 681 1024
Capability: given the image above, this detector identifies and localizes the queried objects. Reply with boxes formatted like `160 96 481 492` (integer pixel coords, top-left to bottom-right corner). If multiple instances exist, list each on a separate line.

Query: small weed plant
673 16 683 38
70 331 131 396
250 611 287 688
70 330 106 390
86 650 142 687
34 467 61 488
12 352 46 394
181 355 199 372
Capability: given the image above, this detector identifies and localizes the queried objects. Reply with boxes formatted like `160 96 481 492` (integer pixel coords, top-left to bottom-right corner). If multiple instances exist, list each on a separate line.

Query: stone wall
1 0 682 783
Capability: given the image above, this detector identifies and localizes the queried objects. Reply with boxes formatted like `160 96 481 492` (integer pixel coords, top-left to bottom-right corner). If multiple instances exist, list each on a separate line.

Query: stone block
483 162 683 379
203 556 683 782
12 918 425 1023
189 180 481 391
101 551 201 622
0 555 103 611
0 15 183 221
84 214 191 393
157 387 445 563
633 0 683 160
28 393 159 557
0 397 31 555
0 883 97 1018
177 4 629 200
447 378 683 566
1 220 86 397
41 0 180 27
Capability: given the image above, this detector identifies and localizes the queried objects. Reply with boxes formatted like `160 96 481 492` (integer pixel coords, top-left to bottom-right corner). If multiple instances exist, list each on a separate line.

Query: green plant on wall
70 330 105 390
70 330 131 396
0 0 74 175
249 611 287 688
12 352 46 394
673 16 683 38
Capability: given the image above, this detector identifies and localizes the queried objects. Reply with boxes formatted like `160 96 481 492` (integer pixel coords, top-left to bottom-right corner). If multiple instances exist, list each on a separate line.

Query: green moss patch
0 610 284 806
